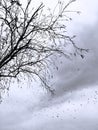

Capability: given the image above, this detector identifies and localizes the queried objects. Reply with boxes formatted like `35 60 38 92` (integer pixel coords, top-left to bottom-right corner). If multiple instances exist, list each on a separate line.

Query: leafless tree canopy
0 0 88 94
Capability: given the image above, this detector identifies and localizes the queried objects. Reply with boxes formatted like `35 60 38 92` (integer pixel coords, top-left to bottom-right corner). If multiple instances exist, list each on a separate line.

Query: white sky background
0 0 98 130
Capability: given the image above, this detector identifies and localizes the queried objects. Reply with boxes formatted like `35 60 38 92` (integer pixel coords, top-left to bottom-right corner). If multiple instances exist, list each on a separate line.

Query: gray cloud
35 118 98 130
51 20 98 97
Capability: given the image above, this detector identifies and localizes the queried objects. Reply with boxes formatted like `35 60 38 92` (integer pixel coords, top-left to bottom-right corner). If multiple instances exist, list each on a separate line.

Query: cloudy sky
0 0 98 130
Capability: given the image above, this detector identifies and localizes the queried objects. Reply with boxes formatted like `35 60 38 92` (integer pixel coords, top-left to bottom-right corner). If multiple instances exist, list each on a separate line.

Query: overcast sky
0 0 98 130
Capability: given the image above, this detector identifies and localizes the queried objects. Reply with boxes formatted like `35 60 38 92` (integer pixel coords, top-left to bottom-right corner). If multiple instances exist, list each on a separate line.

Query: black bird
11 0 22 6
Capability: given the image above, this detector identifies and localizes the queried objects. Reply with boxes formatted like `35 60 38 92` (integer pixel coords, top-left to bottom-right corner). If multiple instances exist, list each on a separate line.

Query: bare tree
0 0 88 95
